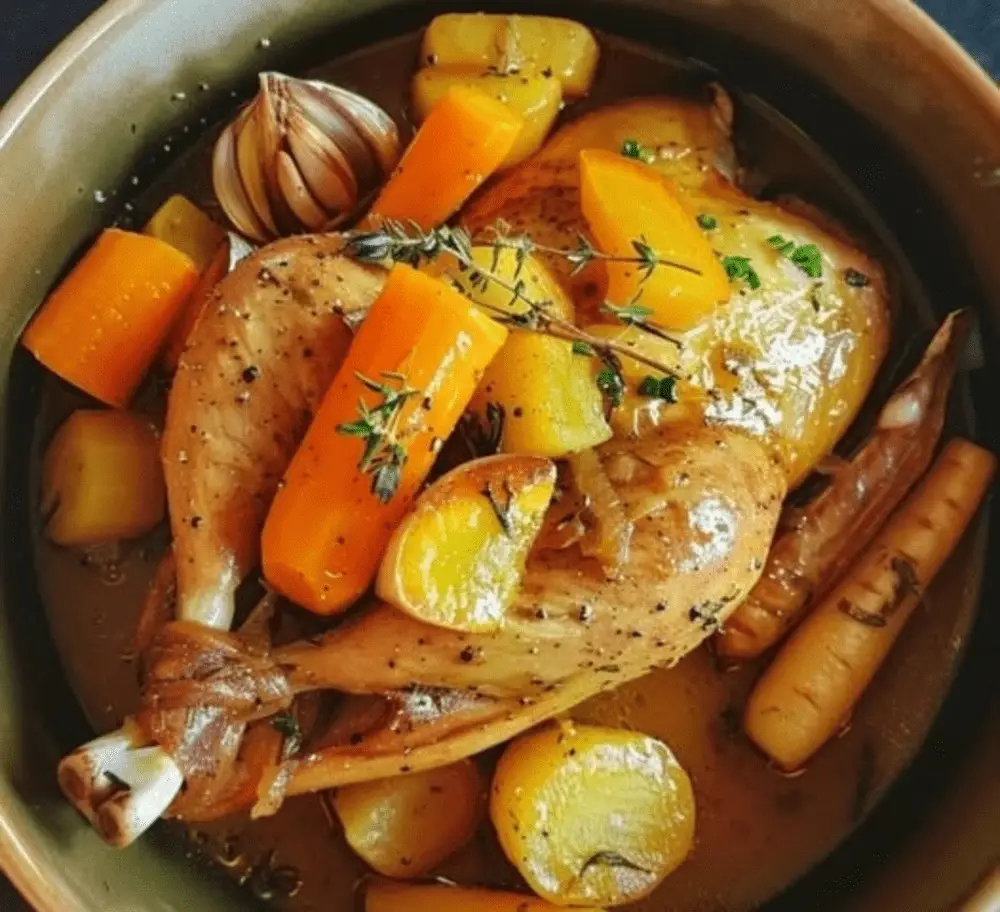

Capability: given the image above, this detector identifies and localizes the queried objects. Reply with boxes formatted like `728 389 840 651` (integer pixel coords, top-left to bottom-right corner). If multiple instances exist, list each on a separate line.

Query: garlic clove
290 81 378 188
312 81 401 176
212 71 402 240
275 151 329 231
286 109 358 213
212 121 269 243
235 105 279 236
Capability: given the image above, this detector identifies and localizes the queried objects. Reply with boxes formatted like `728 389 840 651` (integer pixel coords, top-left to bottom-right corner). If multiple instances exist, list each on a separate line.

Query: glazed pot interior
1 2 999 911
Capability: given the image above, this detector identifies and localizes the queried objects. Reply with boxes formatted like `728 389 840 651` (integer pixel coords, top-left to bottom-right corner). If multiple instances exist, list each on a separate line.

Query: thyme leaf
342 220 688 381
336 371 417 503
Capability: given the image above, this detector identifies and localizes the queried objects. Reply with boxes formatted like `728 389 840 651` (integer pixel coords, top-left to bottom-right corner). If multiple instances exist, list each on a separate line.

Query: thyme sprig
336 370 417 504
343 221 685 379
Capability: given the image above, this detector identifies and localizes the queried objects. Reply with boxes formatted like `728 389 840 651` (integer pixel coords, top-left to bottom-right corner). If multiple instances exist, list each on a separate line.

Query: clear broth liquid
31 27 986 912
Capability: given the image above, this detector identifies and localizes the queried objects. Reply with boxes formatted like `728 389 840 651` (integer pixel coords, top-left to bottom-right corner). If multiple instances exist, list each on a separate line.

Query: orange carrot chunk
262 264 508 615
22 228 199 407
161 242 229 371
579 148 730 330
367 86 523 231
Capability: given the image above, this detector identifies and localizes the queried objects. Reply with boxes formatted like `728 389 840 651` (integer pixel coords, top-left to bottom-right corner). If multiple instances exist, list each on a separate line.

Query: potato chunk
422 14 599 97
470 331 612 458
41 410 165 546
377 454 556 632
424 244 574 322
413 66 562 167
366 881 596 912
334 760 482 877
143 194 226 273
491 722 695 907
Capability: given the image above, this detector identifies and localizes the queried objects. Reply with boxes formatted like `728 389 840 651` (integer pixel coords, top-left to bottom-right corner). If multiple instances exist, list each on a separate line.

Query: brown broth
32 27 985 912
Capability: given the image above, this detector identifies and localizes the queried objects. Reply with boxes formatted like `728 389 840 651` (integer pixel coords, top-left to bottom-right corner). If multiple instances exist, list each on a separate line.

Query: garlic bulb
213 72 401 242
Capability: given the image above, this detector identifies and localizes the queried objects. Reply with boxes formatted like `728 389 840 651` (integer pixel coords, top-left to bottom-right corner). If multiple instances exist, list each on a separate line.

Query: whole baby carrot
744 438 996 771
261 264 508 615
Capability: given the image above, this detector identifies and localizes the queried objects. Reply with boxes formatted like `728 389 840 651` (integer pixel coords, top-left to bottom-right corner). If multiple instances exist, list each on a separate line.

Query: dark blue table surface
0 0 997 909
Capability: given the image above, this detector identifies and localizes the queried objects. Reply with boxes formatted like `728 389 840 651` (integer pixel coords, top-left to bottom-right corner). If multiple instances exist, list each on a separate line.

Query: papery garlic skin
213 73 401 241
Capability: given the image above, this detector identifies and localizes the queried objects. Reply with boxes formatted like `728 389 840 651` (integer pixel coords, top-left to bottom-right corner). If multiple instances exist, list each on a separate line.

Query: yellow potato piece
41 410 166 546
423 244 574 322
491 721 695 907
470 331 612 458
413 66 562 167
334 760 482 878
377 454 556 632
143 194 226 273
422 14 599 97
366 881 593 912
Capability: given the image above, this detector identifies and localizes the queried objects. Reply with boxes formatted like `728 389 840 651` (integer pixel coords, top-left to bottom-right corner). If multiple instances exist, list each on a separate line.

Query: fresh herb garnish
572 341 596 356
482 480 515 537
336 371 417 504
579 851 652 878
638 375 678 402
602 301 654 326
844 267 871 288
270 712 303 758
696 213 718 231
791 243 823 278
768 235 823 278
343 221 689 381
621 138 655 163
596 353 626 410
767 234 796 256
722 255 762 290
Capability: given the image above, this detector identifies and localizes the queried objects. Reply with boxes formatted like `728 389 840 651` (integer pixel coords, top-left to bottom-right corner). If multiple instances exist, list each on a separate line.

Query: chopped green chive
638 375 678 402
621 139 655 163
572 341 596 356
722 255 761 291
697 213 718 231
767 235 824 279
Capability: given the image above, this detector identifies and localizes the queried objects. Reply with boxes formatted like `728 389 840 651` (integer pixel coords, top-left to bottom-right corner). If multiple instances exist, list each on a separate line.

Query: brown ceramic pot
0 1 998 910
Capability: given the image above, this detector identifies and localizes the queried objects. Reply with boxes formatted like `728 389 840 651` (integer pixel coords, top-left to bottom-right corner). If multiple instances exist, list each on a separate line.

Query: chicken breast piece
163 235 385 628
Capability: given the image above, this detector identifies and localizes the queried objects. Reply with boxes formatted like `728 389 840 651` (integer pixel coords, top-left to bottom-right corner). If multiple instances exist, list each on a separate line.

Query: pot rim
1 1 999 910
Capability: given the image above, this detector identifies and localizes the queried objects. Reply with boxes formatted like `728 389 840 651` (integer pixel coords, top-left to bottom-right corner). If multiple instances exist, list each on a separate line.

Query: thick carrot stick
744 438 996 771
261 264 508 615
719 312 967 659
22 228 198 407
367 86 523 230
160 241 229 372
